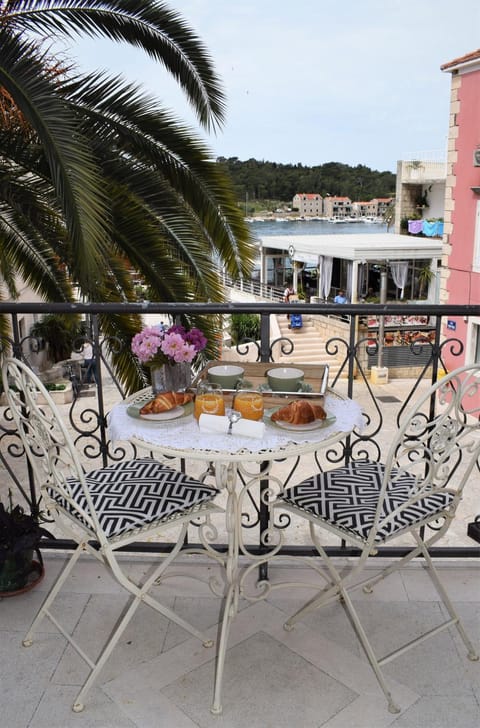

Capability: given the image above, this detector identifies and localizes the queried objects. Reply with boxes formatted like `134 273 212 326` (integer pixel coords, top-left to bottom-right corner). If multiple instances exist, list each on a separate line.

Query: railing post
259 312 271 362
91 315 109 467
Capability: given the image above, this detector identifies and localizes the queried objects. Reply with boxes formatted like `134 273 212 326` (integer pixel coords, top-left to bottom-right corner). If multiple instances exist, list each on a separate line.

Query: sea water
249 218 388 237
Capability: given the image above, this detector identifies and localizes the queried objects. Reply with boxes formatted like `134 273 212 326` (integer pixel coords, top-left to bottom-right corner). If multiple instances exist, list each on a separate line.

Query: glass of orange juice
233 390 264 421
194 381 225 420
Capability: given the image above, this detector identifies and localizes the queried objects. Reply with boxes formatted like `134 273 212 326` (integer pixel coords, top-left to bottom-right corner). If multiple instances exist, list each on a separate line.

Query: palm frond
4 0 225 130
65 70 256 279
0 28 111 292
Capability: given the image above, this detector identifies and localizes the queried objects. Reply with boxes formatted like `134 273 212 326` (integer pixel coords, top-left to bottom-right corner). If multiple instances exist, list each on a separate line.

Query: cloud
62 0 480 171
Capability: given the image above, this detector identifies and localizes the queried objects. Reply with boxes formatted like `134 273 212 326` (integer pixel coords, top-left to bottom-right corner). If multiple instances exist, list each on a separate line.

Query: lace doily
108 395 364 456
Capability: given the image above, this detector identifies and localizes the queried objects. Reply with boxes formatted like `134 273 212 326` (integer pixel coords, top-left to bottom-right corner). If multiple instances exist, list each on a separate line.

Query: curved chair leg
339 585 401 714
210 583 236 715
23 543 84 647
72 591 145 712
416 536 479 661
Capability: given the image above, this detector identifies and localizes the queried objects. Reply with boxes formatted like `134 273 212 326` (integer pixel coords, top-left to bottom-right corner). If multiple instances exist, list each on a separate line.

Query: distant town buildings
292 193 392 219
292 193 323 216
323 196 353 219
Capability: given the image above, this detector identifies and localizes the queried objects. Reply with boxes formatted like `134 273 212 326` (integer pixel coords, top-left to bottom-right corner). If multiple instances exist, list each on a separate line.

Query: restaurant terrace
257 233 443 303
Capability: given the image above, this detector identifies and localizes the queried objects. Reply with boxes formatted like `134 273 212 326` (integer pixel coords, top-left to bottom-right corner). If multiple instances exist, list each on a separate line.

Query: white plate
127 401 193 421
267 407 336 432
138 406 184 421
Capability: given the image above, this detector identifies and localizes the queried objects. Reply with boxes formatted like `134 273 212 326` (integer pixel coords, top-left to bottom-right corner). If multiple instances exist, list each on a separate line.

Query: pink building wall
441 51 480 371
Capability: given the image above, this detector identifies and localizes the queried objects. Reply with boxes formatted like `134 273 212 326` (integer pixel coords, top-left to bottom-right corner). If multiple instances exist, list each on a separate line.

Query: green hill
217 157 396 213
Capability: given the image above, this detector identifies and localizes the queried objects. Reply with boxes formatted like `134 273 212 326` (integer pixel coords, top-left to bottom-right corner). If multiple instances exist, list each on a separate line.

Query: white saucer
267 407 336 431
127 402 193 421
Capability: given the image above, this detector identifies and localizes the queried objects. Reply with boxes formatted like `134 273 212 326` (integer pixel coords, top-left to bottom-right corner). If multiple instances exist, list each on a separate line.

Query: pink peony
131 323 206 365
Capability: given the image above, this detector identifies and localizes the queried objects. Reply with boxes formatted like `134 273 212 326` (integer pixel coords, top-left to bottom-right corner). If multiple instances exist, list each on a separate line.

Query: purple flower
131 323 207 365
131 327 164 363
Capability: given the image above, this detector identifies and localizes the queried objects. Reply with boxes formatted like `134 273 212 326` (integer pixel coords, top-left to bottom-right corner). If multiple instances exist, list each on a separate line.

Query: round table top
108 390 364 464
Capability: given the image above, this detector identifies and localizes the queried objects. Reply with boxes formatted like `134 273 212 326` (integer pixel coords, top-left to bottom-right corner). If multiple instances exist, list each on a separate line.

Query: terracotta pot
0 559 44 597
0 549 35 592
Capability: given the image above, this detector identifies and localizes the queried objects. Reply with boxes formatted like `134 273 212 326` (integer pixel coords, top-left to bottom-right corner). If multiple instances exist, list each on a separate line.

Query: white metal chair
273 363 480 714
1 356 222 712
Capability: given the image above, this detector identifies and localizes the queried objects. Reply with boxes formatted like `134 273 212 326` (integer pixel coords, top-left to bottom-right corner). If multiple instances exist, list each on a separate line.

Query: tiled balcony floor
1 554 479 728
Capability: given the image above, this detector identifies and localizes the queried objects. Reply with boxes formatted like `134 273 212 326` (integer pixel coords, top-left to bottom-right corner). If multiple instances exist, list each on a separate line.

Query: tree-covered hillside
218 157 396 206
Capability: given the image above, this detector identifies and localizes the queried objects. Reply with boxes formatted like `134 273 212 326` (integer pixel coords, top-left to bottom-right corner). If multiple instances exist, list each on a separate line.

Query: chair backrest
1 357 104 539
370 364 480 546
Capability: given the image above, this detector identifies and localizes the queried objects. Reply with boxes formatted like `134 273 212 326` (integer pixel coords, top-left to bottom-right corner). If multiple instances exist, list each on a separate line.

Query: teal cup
207 365 245 390
267 367 304 392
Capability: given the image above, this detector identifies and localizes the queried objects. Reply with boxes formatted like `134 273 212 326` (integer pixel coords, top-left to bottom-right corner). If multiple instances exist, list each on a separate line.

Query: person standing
284 281 295 319
82 342 96 384
334 289 348 304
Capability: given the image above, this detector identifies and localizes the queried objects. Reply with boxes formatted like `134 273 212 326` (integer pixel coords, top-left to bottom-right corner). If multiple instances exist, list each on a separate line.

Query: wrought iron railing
1 300 479 557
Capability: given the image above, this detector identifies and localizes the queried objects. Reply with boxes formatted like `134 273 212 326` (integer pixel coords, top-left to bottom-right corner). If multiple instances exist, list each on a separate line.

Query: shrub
230 313 260 345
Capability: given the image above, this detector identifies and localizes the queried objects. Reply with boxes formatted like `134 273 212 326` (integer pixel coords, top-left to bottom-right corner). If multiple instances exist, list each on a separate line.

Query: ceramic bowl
207 364 245 389
266 367 304 392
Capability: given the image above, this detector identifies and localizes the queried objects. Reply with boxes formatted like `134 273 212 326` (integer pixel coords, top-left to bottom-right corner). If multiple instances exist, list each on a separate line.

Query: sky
65 0 480 173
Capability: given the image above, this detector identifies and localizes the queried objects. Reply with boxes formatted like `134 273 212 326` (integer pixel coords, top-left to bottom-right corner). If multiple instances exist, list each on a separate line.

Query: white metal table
108 390 363 713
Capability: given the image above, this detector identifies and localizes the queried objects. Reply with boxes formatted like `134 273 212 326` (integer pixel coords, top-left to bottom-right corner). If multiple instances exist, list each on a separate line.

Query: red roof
441 49 480 71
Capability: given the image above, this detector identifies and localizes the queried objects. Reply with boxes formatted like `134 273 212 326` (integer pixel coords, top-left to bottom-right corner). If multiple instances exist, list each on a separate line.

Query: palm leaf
4 0 225 130
0 28 110 292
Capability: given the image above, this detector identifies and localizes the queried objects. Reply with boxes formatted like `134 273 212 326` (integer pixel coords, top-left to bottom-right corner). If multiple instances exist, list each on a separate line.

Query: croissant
140 391 193 415
271 399 326 425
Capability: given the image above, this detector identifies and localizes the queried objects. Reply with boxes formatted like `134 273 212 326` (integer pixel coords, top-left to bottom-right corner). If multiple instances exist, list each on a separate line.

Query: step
274 315 346 375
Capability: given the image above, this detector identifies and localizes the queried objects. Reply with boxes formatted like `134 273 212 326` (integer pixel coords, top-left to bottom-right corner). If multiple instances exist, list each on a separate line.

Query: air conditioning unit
473 148 480 166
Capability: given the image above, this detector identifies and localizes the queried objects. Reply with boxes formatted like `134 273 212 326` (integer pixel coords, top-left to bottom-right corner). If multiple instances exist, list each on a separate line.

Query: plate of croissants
268 399 336 431
127 391 194 421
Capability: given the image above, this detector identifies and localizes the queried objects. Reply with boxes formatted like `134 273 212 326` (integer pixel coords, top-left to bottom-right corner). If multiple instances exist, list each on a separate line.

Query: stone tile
401 565 480 602
61 558 128 595
322 694 408 728
351 601 474 697
163 631 356 728
266 608 418 713
163 595 228 652
391 695 480 728
269 597 472 698
28 685 137 728
0 632 65 728
2 556 480 728
264 561 408 606
0 590 89 634
51 592 176 686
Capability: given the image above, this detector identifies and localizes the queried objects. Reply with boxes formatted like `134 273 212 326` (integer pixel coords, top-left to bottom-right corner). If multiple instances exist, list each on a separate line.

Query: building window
474 322 480 363
467 317 480 363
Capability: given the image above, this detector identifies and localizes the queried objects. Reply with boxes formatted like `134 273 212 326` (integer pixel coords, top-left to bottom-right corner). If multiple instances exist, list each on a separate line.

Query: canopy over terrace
256 233 443 302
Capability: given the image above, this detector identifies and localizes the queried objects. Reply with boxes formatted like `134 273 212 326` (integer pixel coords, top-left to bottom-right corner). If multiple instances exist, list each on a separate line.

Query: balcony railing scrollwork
0 300 479 560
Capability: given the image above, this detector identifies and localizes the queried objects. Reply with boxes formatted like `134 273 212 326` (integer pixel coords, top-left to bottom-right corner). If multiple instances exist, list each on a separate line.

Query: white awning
258 232 442 263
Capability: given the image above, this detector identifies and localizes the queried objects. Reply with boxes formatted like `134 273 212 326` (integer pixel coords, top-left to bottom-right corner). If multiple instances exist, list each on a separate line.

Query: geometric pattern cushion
279 461 454 543
50 458 219 539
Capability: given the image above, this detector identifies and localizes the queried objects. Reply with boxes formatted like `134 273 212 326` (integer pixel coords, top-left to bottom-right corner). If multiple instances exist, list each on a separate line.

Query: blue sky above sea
63 0 480 173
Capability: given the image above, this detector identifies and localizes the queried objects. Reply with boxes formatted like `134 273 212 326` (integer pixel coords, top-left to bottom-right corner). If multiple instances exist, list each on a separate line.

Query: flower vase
149 362 192 394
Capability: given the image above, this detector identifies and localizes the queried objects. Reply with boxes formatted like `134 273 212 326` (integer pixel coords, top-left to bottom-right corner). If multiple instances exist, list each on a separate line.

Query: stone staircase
274 312 345 379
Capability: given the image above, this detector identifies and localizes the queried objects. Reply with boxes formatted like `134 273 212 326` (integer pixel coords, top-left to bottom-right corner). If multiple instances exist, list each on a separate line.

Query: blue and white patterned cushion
51 458 218 538
279 461 454 543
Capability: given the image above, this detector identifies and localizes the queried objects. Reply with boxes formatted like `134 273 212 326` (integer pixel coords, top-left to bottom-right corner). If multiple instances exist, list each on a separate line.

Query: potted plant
0 491 53 595
131 323 207 394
